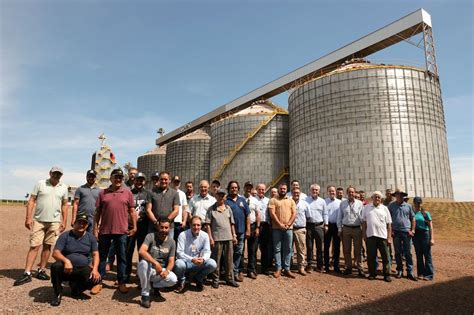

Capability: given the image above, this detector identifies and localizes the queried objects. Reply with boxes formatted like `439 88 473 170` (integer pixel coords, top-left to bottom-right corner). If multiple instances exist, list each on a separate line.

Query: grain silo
210 101 289 192
165 129 210 185
288 60 453 199
137 145 166 188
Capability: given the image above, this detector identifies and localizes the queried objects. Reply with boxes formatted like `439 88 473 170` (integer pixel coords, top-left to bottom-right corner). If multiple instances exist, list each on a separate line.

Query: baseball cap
50 166 63 174
86 169 97 177
172 175 180 182
75 212 89 223
244 181 253 188
413 197 422 204
136 172 146 179
111 168 124 177
151 172 160 179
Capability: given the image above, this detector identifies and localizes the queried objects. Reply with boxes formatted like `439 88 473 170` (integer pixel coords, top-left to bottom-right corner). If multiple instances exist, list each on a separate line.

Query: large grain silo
165 129 210 185
210 101 289 192
137 145 166 188
288 60 453 199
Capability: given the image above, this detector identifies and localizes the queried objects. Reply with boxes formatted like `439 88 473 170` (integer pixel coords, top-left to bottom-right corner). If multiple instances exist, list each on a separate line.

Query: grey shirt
74 184 100 219
142 232 175 266
337 199 364 232
147 187 180 226
204 204 235 242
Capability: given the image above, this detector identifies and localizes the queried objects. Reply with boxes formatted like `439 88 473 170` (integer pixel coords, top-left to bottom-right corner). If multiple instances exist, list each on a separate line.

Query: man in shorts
14 166 69 286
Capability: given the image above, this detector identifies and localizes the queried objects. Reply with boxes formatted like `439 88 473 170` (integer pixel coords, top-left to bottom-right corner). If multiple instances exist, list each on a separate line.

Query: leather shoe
118 283 129 294
236 273 244 282
50 293 62 307
407 274 418 281
211 280 219 289
273 270 281 278
343 269 352 276
305 265 313 273
298 267 307 276
248 272 257 279
90 284 102 295
282 270 296 279
175 282 186 293
226 280 239 287
384 276 392 282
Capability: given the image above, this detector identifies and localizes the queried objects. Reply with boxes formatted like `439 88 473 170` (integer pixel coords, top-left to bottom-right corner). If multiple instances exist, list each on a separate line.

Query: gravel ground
1 205 473 314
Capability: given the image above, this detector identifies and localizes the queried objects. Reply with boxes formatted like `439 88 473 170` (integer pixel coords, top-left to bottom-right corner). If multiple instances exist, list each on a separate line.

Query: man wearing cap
14 166 69 286
71 170 100 231
225 181 251 282
124 172 151 283
268 182 297 278
243 181 261 279
146 171 180 240
50 212 101 306
171 175 188 242
362 191 393 282
174 216 217 293
185 180 216 223
93 168 137 294
388 188 417 280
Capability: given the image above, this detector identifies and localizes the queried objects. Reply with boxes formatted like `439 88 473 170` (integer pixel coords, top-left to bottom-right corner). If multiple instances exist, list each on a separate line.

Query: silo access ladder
212 108 287 180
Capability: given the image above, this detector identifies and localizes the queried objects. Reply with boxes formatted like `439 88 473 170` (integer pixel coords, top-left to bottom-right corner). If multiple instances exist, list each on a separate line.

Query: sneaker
174 282 186 293
13 272 32 286
384 276 392 282
36 269 50 281
118 283 129 293
90 284 103 295
50 293 62 307
140 295 151 308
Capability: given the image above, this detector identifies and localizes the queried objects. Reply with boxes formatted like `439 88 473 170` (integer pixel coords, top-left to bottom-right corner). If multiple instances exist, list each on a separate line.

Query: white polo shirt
362 203 392 239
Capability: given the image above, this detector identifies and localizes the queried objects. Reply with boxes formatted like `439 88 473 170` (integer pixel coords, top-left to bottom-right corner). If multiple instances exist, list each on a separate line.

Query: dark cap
172 175 180 182
86 169 97 177
111 168 124 177
50 166 63 174
75 212 89 224
392 189 408 197
216 188 227 195
136 172 146 179
151 172 160 179
413 197 422 204
244 181 253 188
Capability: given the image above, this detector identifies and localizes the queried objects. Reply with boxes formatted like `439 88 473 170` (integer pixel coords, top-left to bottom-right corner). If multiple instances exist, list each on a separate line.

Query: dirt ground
0 204 473 314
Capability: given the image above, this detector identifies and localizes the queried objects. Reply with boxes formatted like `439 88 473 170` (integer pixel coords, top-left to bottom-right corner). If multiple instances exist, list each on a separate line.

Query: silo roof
175 129 210 141
142 145 167 155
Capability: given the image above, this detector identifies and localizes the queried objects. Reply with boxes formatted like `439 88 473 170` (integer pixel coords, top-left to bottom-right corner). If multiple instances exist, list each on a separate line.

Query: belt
261 222 271 226
343 225 361 228
293 226 305 230
307 222 324 226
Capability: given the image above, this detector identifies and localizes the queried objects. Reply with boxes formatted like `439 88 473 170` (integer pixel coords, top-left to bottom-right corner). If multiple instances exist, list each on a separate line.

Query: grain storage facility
288 60 453 198
137 145 166 188
165 129 210 185
210 101 289 191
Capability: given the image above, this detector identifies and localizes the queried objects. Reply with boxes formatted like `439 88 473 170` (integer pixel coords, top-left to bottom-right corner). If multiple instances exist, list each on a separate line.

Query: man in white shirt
185 180 216 222
174 216 217 293
324 185 342 273
255 183 272 275
242 182 260 279
305 184 327 273
171 176 188 241
362 191 393 282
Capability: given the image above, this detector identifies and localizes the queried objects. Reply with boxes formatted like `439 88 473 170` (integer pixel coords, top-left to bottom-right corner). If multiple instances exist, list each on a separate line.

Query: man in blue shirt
174 216 217 293
50 212 101 306
71 170 100 231
388 189 417 281
225 181 250 282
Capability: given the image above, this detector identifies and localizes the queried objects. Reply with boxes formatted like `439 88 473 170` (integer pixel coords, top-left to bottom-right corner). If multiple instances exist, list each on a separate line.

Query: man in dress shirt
268 183 296 279
305 184 327 273
243 181 260 279
324 186 342 273
388 188 417 281
337 186 365 276
291 187 309 275
174 216 217 293
185 180 216 222
286 180 307 200
362 191 393 282
255 183 272 275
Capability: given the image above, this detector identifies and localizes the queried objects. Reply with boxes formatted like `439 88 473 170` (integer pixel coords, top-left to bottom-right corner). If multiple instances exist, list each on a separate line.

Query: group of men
13 166 424 309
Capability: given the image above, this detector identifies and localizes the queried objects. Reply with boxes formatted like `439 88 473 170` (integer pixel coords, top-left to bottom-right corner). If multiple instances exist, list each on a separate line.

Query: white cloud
450 155 474 201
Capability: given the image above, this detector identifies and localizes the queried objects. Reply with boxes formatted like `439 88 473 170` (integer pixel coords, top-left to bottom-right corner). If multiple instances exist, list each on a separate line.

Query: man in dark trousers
50 212 101 306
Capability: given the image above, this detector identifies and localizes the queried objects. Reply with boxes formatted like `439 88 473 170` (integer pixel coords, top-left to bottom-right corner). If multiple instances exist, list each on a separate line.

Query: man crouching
138 218 178 308
50 212 101 306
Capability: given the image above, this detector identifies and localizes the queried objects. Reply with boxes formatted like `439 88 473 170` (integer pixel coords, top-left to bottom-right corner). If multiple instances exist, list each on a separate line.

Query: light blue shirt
305 196 327 224
325 197 341 224
337 199 364 232
388 202 415 232
255 195 270 223
294 199 309 228
176 229 211 262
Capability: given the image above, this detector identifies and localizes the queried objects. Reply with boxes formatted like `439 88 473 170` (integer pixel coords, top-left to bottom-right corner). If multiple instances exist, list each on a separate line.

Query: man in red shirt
92 169 137 295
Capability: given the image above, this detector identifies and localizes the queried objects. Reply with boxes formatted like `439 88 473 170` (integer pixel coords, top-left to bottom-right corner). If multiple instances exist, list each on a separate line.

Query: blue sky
1 0 472 200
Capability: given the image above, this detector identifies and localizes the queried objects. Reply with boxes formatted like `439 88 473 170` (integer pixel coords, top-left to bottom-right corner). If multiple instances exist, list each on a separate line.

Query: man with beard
71 170 99 231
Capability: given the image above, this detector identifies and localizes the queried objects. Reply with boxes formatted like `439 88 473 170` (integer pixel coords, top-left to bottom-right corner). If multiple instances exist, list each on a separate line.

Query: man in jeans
93 168 137 294
268 183 296 279
388 188 417 281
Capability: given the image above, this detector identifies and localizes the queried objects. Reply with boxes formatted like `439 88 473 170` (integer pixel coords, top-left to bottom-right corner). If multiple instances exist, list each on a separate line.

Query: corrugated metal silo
137 145 166 188
165 129 210 185
210 101 289 192
288 60 453 199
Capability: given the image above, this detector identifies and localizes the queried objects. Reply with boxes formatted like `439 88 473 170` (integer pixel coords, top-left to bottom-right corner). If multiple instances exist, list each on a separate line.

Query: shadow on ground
0 268 25 281
327 276 474 314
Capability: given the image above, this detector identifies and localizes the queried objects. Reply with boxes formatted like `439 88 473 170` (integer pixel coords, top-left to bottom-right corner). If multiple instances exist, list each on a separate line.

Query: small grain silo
210 101 289 192
165 129 210 185
288 60 453 199
137 145 166 188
